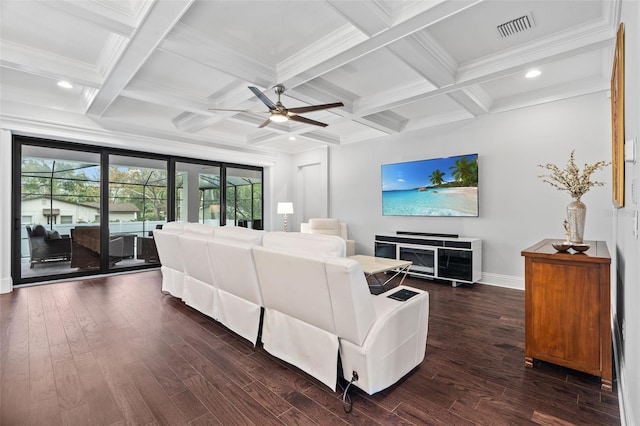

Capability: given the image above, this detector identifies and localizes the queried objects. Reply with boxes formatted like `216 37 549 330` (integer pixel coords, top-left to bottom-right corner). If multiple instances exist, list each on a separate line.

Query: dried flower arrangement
538 151 610 199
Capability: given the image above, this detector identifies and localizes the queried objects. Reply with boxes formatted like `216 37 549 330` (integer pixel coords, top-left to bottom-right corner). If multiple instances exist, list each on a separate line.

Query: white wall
616 2 640 424
0 130 12 293
268 153 294 232
328 92 613 289
293 147 328 229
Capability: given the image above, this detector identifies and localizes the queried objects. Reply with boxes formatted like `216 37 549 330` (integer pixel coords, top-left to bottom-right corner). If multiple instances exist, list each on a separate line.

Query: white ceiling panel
1 1 114 66
321 47 426 98
177 1 347 66
0 67 91 113
132 49 238 98
391 94 465 120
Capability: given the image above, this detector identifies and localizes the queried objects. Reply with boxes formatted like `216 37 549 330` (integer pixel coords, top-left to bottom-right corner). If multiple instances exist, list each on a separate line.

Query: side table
521 239 612 391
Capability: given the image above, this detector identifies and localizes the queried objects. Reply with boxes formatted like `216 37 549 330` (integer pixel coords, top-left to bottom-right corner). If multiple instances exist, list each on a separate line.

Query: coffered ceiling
0 1 620 154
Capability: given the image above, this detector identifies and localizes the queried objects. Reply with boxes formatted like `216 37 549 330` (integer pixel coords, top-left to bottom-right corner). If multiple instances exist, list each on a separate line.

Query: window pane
175 162 220 225
225 167 262 229
20 145 100 278
108 155 167 269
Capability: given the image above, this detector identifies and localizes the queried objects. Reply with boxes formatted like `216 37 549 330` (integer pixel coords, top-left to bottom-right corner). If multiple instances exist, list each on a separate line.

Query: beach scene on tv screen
382 154 478 217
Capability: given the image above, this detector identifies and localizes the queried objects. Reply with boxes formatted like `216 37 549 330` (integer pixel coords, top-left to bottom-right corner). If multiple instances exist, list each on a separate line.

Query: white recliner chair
253 232 428 394
253 232 346 389
207 226 266 345
153 221 187 298
179 223 217 318
325 257 429 394
300 218 355 256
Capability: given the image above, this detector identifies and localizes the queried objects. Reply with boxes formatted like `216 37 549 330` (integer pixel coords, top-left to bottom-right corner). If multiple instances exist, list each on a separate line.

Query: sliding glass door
14 136 263 285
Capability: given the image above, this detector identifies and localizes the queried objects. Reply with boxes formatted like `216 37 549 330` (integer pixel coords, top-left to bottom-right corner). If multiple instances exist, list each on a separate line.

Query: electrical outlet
625 138 637 163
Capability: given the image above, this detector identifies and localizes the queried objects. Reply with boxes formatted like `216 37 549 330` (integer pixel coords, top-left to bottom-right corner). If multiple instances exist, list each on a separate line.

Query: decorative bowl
552 242 572 252
571 243 590 252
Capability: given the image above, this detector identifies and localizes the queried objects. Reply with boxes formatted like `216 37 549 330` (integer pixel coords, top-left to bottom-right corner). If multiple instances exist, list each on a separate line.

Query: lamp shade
277 202 294 215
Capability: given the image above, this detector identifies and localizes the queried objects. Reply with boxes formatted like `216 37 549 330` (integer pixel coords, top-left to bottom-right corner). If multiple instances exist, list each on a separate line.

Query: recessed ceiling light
525 69 541 79
289 136 296 141
57 80 73 89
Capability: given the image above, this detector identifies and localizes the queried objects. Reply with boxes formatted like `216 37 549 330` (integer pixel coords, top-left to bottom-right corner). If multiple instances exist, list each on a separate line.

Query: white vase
566 197 586 244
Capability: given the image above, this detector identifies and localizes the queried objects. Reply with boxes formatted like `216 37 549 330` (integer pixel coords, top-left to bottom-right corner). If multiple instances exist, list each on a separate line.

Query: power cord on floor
340 371 358 413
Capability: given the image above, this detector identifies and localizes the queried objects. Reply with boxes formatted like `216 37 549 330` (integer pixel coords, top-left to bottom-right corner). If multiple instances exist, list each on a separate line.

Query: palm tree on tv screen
449 156 478 187
430 169 445 186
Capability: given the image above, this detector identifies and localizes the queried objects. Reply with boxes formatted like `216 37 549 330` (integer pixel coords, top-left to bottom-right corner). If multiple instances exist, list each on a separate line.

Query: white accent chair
207 226 265 345
300 218 355 256
153 221 187 297
179 223 217 319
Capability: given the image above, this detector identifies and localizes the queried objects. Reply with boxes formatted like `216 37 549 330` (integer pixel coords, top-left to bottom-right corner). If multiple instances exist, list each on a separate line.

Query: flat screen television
381 153 478 217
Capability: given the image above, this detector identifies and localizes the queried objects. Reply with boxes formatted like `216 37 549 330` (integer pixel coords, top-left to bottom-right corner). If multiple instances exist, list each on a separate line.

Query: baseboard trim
478 273 523 290
613 314 631 425
0 276 13 294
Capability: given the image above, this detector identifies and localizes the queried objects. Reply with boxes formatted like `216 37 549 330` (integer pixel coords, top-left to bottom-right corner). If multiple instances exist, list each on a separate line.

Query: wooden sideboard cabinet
521 239 612 391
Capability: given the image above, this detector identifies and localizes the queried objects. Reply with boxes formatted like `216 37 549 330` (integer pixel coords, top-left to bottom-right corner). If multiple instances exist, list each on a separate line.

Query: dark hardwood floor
1 271 620 425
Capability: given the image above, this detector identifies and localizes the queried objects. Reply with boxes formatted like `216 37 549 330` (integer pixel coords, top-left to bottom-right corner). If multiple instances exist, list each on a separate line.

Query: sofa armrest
345 240 355 257
338 286 429 395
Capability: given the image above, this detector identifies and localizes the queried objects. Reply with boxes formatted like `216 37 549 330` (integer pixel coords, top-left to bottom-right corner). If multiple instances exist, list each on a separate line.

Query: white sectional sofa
154 222 429 396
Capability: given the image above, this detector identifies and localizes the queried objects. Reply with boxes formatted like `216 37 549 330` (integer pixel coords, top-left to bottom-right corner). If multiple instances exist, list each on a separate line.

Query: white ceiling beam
86 0 195 117
403 109 475 133
387 31 457 87
356 80 434 114
356 110 407 134
448 86 493 116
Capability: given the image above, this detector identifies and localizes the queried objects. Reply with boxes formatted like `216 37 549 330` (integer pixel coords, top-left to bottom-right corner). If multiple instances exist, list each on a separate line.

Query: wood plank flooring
0 271 620 425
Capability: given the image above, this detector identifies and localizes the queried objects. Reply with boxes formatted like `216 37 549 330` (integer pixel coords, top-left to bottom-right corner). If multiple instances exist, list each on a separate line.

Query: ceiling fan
209 85 343 128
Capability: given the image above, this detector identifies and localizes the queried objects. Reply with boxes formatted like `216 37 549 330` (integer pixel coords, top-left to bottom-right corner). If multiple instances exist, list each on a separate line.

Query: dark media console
374 232 482 287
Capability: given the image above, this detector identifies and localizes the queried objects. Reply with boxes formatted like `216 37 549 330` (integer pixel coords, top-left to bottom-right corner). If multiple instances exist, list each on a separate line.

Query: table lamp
277 202 294 232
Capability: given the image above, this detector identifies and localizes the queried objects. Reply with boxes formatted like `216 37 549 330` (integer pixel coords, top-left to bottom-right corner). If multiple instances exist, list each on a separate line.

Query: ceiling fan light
269 113 288 123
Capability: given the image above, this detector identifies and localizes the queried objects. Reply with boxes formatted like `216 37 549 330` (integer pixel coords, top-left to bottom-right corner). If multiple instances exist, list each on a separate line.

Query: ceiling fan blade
286 102 344 114
288 114 328 127
248 86 277 110
258 118 272 128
